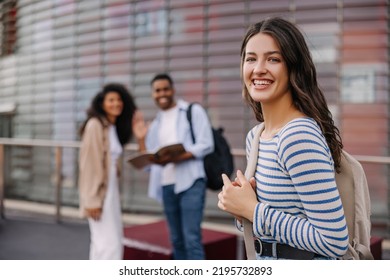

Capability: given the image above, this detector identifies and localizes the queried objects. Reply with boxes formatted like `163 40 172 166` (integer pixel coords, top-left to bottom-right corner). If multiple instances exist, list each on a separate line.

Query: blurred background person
78 83 137 260
132 73 214 259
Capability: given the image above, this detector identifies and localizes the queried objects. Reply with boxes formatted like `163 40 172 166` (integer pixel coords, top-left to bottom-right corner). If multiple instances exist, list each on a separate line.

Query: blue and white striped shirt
246 117 349 258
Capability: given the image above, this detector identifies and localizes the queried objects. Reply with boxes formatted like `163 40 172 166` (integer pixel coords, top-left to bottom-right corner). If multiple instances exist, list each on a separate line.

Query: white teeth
254 80 271 85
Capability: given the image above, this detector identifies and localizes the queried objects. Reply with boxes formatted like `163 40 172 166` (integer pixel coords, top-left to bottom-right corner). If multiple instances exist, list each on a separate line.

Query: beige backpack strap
243 219 256 260
243 123 264 260
335 152 355 244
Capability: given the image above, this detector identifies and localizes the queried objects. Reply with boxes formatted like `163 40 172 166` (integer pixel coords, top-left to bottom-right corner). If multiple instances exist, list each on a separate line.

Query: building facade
0 0 389 225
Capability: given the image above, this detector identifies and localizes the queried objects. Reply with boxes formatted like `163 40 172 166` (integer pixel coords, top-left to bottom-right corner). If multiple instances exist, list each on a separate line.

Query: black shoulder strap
186 103 196 144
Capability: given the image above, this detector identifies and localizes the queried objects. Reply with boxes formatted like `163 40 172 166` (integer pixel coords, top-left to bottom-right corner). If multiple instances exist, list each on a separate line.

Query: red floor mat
123 220 237 260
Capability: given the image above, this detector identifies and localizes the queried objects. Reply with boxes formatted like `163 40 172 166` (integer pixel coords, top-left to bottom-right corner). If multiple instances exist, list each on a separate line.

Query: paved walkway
0 199 238 260
1 199 389 260
0 213 90 260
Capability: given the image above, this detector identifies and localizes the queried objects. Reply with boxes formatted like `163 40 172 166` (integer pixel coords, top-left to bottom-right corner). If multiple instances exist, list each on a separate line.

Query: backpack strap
186 103 196 144
243 123 264 260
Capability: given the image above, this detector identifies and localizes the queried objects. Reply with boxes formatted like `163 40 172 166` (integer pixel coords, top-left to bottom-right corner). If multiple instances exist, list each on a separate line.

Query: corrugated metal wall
0 0 388 221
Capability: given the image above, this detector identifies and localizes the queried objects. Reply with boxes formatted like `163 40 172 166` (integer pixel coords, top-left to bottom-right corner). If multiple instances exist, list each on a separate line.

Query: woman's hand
231 174 256 223
217 170 258 222
85 208 102 221
233 174 256 191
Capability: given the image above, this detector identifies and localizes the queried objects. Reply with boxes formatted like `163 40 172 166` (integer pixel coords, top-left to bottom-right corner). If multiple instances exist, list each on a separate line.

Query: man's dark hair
150 73 174 86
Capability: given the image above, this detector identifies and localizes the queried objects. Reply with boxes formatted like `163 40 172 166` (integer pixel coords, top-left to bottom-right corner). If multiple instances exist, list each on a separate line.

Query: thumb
249 177 256 190
221 173 233 187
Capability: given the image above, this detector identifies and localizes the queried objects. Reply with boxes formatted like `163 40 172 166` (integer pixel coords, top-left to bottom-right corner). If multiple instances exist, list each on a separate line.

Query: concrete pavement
0 199 389 260
0 213 89 260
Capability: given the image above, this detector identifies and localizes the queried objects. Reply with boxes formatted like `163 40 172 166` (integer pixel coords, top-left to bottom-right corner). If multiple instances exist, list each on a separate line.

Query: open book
127 143 186 169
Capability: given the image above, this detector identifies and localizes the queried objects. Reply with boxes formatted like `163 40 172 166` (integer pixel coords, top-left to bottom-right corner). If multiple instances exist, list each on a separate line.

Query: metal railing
0 137 389 223
0 138 80 221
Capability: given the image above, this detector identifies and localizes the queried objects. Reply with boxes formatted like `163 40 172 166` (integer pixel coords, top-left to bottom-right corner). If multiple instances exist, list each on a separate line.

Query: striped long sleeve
246 118 349 258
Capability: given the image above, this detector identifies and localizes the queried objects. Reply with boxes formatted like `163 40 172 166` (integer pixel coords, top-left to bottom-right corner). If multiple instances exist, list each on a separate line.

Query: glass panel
135 9 167 37
104 39 131 52
77 21 101 34
104 52 130 64
76 32 101 45
53 46 75 59
103 15 130 29
209 2 245 14
103 27 130 41
209 15 246 29
53 14 76 27
169 44 203 57
249 0 290 12
54 79 76 90
135 35 166 48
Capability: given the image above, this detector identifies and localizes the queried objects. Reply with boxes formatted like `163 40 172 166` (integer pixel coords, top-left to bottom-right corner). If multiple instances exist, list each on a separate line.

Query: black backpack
187 103 234 191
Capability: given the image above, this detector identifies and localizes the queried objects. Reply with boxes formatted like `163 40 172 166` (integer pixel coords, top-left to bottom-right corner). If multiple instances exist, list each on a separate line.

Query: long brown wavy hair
240 17 343 171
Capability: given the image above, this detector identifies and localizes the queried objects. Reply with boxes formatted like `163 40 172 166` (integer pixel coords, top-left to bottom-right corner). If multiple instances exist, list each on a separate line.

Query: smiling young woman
218 17 348 260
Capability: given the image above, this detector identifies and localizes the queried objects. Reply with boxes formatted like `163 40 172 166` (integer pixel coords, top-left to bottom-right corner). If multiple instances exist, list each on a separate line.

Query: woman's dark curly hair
79 83 137 146
240 17 343 171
